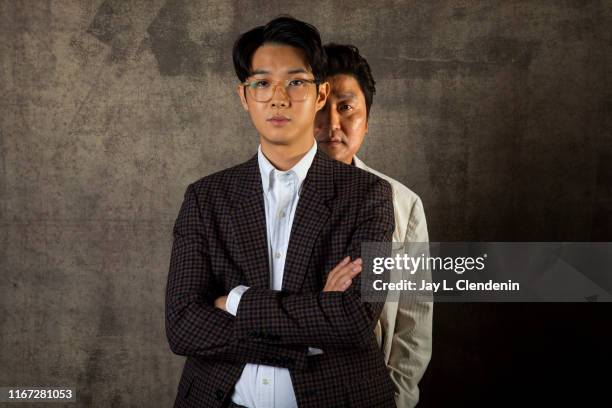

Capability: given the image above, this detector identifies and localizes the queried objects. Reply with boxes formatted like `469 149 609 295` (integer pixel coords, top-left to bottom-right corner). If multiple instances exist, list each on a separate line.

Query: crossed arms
165 178 394 369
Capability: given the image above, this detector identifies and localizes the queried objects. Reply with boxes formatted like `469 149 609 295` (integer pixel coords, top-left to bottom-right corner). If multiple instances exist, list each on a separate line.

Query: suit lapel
230 154 270 289
282 150 335 293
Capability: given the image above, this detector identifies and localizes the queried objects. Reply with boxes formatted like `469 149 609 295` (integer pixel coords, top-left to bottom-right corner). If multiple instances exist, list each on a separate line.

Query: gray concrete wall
1 1 611 406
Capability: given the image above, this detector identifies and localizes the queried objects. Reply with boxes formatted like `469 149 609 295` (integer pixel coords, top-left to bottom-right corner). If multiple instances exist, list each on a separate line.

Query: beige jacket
354 156 433 408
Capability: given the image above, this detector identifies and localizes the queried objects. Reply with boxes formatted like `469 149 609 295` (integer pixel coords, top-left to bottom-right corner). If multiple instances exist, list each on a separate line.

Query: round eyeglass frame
242 78 318 102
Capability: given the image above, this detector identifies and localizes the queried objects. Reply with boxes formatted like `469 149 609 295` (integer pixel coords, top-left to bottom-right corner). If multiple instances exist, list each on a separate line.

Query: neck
260 137 314 171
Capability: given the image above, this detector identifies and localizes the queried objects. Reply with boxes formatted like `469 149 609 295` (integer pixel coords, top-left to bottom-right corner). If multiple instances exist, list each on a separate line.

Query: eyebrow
287 68 309 74
333 92 357 100
251 68 310 75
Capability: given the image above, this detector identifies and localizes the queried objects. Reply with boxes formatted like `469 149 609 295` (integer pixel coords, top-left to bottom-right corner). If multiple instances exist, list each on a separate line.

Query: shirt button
274 252 282 259
262 378 270 385
279 210 286 218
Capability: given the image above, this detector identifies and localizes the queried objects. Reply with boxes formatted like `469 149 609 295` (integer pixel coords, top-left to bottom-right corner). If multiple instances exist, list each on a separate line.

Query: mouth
267 116 291 126
321 140 343 146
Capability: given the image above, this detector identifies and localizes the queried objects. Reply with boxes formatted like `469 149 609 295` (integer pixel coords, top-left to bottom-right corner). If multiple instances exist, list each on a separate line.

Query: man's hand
214 295 228 311
323 256 362 292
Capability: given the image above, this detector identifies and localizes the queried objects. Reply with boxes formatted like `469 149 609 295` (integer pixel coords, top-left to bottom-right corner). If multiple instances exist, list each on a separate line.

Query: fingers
328 256 351 278
325 256 351 287
329 256 358 279
328 259 356 288
324 257 362 292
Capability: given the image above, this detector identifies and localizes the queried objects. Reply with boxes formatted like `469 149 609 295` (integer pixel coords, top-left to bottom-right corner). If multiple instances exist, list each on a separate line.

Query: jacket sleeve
232 178 395 350
165 183 308 370
388 197 433 408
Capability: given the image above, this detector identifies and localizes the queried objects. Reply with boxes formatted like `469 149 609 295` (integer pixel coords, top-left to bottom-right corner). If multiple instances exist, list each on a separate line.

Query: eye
338 104 353 112
288 79 305 87
252 80 269 89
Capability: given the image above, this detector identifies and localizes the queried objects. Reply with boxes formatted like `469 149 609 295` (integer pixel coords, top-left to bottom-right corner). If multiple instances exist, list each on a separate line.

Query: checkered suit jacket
166 148 396 408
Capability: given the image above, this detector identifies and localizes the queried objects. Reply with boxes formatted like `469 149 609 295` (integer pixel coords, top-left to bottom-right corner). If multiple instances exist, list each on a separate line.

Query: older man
315 43 432 408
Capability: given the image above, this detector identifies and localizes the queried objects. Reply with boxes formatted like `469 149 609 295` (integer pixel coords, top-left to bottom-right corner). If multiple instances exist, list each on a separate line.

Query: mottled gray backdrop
1 1 611 407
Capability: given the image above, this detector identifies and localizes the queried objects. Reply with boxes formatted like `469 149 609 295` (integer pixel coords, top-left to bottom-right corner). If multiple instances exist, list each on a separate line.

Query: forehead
250 43 311 75
327 74 365 101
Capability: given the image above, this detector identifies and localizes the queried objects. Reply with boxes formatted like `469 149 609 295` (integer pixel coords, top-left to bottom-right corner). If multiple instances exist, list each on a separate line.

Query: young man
315 44 432 408
166 17 397 408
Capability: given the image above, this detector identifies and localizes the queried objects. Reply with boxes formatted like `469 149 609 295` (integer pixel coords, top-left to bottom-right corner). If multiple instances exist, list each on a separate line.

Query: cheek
247 103 267 124
298 96 319 117
343 116 367 144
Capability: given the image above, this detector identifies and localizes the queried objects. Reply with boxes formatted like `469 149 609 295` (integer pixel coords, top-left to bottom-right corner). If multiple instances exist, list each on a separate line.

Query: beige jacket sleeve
354 156 433 407
388 198 432 408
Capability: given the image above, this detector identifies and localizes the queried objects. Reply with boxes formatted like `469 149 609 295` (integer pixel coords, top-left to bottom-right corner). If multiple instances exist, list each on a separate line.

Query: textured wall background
1 0 611 406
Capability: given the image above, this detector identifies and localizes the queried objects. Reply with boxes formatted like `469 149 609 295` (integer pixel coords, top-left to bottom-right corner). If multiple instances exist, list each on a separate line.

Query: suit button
215 389 224 401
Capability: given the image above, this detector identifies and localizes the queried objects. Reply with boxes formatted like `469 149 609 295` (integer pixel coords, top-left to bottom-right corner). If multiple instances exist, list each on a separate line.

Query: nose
270 83 289 107
315 105 343 142
329 107 341 131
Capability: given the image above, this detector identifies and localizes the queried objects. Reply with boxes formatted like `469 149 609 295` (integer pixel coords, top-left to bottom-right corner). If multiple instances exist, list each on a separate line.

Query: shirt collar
258 145 276 193
352 155 365 169
258 139 318 193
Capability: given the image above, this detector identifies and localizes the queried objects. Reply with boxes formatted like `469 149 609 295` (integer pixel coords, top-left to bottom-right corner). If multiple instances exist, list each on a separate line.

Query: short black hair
232 16 326 85
324 43 376 118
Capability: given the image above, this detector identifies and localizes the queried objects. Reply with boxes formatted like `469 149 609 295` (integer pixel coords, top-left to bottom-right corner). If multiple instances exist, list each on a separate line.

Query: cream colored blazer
354 156 433 408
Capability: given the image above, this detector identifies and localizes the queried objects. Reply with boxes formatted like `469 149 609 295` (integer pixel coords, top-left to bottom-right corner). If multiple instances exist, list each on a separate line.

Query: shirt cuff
307 347 324 356
226 285 249 316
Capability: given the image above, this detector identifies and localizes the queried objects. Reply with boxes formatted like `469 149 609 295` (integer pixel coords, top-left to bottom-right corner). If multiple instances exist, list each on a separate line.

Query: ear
237 84 249 111
315 81 330 112
364 117 369 134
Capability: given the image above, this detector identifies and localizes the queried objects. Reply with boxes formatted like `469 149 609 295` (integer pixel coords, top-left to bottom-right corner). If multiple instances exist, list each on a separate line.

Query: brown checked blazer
165 148 396 408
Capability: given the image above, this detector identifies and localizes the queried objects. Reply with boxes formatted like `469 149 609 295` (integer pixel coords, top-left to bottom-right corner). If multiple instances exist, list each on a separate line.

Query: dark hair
324 43 376 118
232 16 327 86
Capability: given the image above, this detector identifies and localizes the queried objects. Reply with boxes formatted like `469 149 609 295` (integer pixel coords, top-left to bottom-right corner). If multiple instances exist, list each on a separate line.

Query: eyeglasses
242 78 318 102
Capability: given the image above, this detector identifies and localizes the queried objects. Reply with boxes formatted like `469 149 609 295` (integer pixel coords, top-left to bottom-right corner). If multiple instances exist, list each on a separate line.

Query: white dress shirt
225 140 318 408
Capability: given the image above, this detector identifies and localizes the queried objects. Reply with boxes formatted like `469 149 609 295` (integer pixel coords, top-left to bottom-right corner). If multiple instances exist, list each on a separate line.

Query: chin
322 143 344 155
262 133 295 146
320 148 342 161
